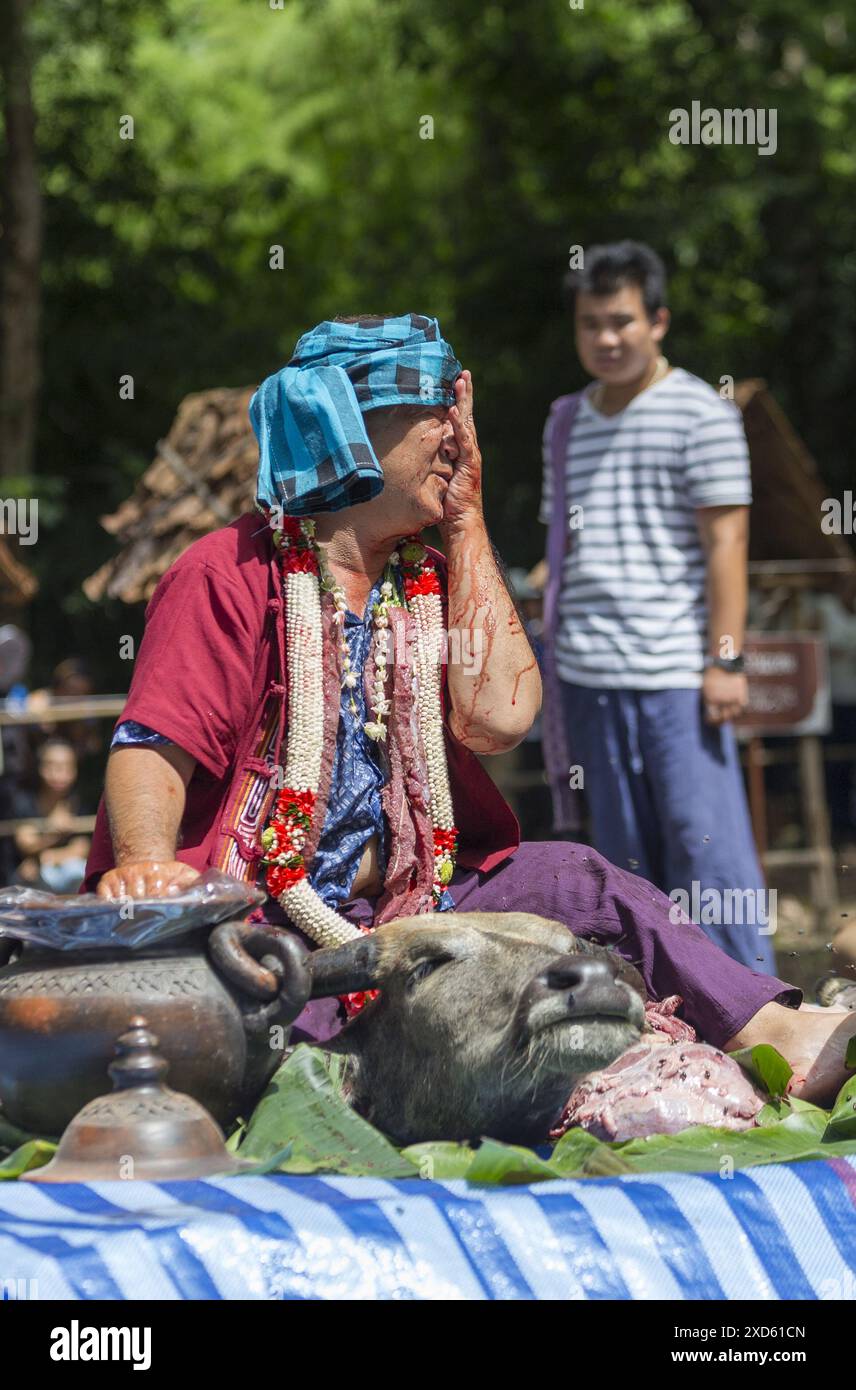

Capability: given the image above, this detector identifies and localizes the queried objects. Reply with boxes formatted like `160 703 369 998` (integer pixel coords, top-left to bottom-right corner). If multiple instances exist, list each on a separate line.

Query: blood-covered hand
439 369 484 534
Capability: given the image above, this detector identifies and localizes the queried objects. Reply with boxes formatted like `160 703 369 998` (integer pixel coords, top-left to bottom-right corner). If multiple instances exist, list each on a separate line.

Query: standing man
540 241 774 971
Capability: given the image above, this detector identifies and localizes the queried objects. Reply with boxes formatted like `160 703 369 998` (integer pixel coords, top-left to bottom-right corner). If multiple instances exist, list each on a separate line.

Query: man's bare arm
696 504 750 725
97 744 202 898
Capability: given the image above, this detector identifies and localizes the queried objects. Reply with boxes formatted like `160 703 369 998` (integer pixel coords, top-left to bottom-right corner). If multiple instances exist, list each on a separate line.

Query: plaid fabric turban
250 313 462 515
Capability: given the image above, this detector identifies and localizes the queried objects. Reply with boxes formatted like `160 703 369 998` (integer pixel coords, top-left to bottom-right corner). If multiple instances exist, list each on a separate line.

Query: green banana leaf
729 1043 793 1098
549 1127 635 1176
400 1141 477 1180
0 1140 56 1179
463 1139 559 1185
236 1044 414 1177
399 1108 856 1184
823 1074 856 1142
238 1144 296 1174
233 1046 856 1183
607 1108 831 1174
756 1094 825 1125
403 1132 633 1183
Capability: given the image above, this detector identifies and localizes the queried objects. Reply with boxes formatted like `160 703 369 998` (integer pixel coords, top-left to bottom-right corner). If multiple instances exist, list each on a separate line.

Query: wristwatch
704 653 745 674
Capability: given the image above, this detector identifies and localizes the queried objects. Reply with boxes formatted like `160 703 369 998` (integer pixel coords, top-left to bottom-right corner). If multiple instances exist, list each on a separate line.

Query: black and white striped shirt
539 368 752 689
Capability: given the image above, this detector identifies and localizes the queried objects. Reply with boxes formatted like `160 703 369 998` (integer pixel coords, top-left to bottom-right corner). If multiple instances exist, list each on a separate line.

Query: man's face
574 284 669 385
366 404 458 532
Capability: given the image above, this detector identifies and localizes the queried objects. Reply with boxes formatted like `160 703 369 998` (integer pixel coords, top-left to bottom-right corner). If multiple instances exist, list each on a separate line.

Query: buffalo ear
309 933 382 999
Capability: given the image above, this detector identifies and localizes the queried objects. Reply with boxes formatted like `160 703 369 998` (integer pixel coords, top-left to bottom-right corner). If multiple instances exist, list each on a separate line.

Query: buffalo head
308 912 646 1146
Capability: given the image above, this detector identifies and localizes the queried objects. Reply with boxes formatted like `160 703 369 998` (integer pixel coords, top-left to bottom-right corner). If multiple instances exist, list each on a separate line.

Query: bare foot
725 1001 856 1105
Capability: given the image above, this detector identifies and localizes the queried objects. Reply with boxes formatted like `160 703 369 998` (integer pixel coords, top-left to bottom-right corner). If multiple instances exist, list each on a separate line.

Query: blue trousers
559 681 777 974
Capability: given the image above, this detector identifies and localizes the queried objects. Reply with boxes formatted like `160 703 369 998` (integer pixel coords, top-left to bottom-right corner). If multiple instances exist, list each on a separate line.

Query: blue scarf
250 313 462 515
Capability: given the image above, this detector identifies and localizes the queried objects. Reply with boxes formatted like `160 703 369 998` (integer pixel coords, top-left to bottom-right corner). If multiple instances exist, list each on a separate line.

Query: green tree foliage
1 0 853 680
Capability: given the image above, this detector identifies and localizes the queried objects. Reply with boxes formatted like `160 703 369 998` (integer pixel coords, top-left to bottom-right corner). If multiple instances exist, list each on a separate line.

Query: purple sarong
264 841 800 1049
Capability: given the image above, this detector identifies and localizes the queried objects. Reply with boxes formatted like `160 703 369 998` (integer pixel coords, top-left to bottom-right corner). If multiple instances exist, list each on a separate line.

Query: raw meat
551 1040 764 1141
643 994 697 1044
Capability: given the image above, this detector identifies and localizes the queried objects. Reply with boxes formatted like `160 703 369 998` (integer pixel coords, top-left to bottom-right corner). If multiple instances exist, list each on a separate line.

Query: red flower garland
340 988 380 1019
403 570 442 599
260 785 316 896
339 924 380 1019
433 828 458 855
279 546 319 576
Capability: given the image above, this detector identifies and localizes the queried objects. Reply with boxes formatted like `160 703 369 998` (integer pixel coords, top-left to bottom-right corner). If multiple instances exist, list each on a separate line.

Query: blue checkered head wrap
250 313 462 515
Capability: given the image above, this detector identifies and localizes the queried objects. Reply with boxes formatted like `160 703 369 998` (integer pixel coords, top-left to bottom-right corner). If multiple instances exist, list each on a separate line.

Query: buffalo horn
309 933 382 999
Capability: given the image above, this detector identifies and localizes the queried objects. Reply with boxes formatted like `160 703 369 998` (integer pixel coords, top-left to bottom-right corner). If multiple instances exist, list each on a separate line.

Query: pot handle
209 920 311 1032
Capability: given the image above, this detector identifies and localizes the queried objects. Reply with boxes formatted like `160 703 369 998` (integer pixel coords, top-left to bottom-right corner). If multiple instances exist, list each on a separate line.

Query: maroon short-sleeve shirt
81 514 521 893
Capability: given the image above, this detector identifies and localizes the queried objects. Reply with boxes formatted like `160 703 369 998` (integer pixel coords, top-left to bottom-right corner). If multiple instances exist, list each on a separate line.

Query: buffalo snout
521 951 637 1037
545 952 618 992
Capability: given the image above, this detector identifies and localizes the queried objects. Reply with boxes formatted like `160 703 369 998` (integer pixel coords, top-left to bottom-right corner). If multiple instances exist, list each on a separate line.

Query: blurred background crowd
0 636 102 893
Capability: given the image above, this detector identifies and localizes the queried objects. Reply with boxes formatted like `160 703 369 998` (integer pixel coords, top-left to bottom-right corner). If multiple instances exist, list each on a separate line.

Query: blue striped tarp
2 1158 856 1300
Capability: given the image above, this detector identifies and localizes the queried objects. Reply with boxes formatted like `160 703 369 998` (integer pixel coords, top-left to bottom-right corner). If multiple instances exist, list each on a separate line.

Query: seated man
84 312 854 1103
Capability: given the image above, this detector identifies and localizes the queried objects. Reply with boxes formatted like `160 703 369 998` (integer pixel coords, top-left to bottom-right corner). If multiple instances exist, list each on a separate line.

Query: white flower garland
260 515 459 954
410 589 456 883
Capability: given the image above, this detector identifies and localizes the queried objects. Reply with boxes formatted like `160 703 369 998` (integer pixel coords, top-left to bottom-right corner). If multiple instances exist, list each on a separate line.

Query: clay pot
0 920 310 1135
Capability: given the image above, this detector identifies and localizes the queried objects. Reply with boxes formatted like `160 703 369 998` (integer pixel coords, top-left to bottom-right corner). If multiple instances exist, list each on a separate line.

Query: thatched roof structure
736 379 856 605
83 387 258 604
85 378 856 607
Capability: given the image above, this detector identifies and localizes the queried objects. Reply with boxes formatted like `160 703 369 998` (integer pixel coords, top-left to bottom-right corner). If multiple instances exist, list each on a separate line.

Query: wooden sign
735 632 830 736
